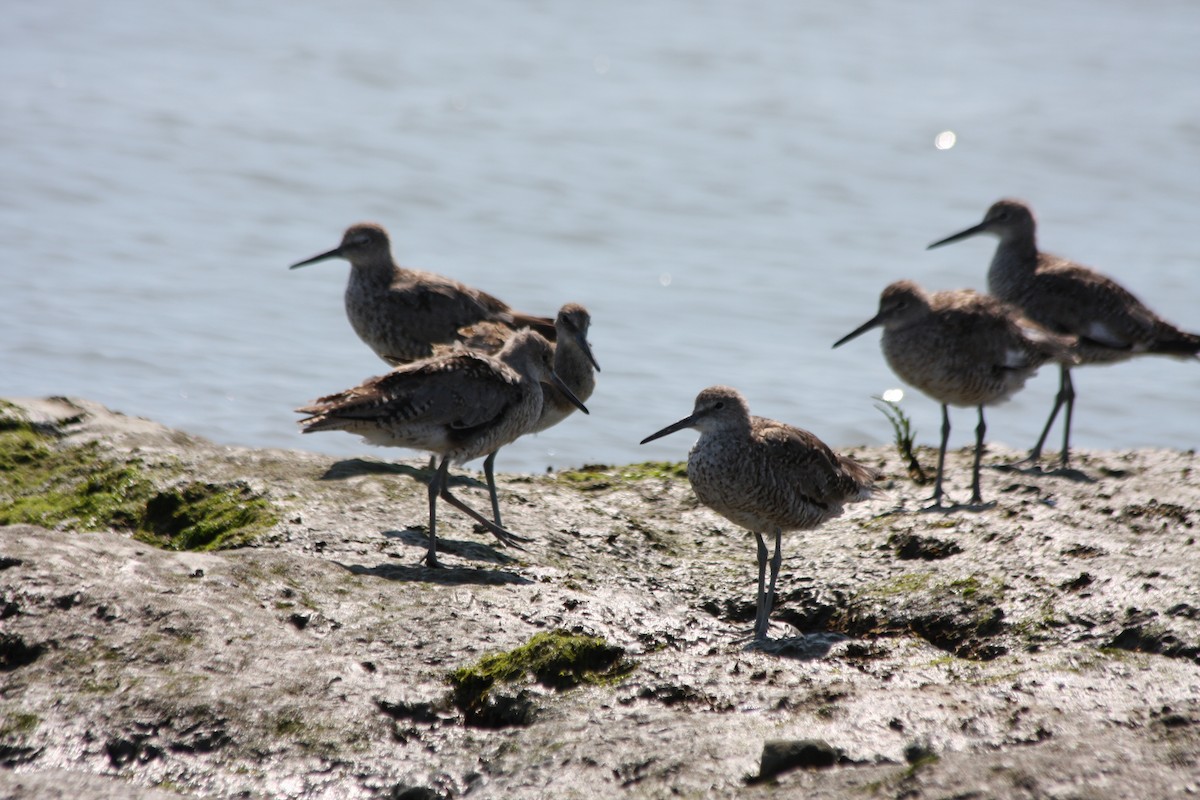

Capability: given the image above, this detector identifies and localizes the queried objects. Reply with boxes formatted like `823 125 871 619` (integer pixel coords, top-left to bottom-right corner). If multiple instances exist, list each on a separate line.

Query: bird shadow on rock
317 458 488 491
335 544 531 586
872 499 996 518
916 499 997 515
992 461 1097 484
745 632 848 660
379 527 523 568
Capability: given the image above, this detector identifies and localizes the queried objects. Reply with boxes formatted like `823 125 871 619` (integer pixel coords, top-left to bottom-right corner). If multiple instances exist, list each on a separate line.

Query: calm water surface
3 0 1198 473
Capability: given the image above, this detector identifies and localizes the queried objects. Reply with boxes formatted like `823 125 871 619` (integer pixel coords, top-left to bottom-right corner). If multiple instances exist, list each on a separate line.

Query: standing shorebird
296 329 588 568
833 280 1075 507
640 386 877 641
290 223 555 365
442 303 600 527
928 199 1200 467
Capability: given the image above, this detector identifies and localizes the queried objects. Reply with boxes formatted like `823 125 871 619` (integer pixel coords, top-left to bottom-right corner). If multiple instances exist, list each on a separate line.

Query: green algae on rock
0 416 274 550
556 461 688 491
133 480 276 551
448 630 634 726
0 711 40 738
0 423 154 532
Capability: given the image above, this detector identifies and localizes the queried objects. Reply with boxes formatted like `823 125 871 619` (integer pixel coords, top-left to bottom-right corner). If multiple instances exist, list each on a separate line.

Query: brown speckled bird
928 199 1200 467
641 386 877 641
437 303 600 526
290 222 555 365
834 280 1076 507
297 329 587 568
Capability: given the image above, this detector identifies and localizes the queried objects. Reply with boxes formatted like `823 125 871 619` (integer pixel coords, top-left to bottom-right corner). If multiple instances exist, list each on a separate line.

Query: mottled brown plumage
290 223 555 365
443 303 599 433
432 303 600 527
928 199 1200 466
834 279 1075 506
640 386 877 641
297 329 587 567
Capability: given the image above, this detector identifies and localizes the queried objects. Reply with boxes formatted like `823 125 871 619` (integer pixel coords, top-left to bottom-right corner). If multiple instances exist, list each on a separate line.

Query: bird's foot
464 509 530 548
486 522 532 549
964 495 996 511
920 496 993 513
744 637 773 653
998 454 1092 482
995 449 1051 473
920 491 957 512
736 626 772 649
439 488 532 550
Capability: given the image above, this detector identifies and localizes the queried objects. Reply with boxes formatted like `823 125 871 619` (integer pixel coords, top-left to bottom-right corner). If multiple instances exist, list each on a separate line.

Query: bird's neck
347 259 400 289
553 345 596 401
350 256 400 281
987 234 1039 301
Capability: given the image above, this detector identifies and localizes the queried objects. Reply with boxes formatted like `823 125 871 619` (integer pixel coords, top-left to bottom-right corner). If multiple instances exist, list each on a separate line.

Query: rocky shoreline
2 397 1199 799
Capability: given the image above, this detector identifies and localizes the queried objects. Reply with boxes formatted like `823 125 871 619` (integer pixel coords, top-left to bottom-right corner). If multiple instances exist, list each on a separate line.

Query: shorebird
296 329 587 568
441 303 600 526
833 280 1075 507
928 199 1200 467
290 223 555 365
640 386 877 641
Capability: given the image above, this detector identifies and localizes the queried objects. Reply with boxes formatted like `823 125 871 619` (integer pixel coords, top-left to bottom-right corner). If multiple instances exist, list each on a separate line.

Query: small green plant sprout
874 390 928 484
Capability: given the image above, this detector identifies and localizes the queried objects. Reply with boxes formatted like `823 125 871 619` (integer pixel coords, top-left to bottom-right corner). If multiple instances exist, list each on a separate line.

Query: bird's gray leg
971 405 986 504
1058 369 1076 468
422 457 449 569
930 404 951 507
439 482 531 548
482 450 504 527
760 528 783 639
1029 364 1070 463
754 531 769 640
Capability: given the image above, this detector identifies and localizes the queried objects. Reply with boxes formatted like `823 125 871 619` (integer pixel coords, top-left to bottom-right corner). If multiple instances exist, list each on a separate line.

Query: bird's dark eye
714 401 725 409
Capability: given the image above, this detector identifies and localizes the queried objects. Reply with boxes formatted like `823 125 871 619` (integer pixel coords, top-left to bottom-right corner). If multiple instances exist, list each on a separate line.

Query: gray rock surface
2 397 1199 798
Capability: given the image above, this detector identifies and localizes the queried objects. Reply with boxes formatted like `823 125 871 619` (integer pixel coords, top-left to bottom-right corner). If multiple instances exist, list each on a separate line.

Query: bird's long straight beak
927 221 988 250
832 314 884 348
551 370 589 414
575 330 601 372
289 246 345 269
640 413 698 445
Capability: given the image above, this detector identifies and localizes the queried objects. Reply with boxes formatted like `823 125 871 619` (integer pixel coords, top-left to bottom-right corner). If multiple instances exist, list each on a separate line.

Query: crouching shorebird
440 303 600 527
296 329 588 568
833 280 1076 507
290 223 556 366
928 199 1200 467
640 386 878 641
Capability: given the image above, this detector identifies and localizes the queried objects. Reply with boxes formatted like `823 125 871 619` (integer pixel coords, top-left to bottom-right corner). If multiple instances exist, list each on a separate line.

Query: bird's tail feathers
510 312 557 342
1148 327 1200 358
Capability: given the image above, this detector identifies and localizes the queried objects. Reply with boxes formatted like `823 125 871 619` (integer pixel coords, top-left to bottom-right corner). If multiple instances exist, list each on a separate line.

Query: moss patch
134 481 275 551
0 425 153 532
557 462 687 491
0 711 40 737
448 630 634 724
0 423 274 550
835 571 1009 660
0 401 31 432
272 713 306 737
863 571 935 597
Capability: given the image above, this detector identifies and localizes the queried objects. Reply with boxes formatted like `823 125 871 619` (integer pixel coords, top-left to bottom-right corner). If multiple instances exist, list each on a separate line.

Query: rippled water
3 0 1198 473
